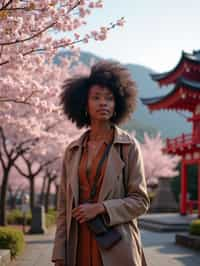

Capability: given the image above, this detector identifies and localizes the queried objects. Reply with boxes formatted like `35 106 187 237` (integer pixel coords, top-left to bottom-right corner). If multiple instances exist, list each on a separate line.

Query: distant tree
141 132 181 188
0 58 88 225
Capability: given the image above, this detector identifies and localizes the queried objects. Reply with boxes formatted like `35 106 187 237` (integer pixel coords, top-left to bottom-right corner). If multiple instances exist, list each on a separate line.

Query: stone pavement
9 226 200 266
141 230 200 266
9 226 55 266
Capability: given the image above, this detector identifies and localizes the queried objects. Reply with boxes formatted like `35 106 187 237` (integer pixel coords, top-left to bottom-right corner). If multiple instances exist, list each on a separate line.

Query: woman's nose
99 99 107 106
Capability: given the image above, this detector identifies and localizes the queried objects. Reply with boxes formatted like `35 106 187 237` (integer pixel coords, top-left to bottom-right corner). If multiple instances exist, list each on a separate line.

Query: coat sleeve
102 139 150 226
51 150 67 263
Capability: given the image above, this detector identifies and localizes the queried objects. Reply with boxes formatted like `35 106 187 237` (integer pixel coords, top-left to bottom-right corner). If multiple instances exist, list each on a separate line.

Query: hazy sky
78 0 200 72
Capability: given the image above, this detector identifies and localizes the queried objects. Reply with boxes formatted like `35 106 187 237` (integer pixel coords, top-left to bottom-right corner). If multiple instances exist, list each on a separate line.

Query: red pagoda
141 50 200 217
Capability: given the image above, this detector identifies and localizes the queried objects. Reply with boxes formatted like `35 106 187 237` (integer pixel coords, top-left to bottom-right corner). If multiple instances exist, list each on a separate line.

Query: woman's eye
107 96 114 101
93 96 99 100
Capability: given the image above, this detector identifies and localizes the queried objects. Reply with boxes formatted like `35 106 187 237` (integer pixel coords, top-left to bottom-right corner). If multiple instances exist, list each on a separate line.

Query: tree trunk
0 168 10 225
54 184 59 210
29 177 35 212
8 188 17 210
38 175 47 205
44 179 51 213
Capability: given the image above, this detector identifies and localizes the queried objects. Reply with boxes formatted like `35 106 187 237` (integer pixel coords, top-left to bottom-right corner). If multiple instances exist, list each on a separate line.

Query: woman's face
87 85 115 122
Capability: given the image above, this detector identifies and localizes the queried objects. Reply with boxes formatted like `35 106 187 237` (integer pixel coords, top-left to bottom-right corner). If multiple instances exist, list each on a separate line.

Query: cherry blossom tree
0 0 125 104
13 153 59 211
0 126 38 225
141 132 181 187
0 58 88 224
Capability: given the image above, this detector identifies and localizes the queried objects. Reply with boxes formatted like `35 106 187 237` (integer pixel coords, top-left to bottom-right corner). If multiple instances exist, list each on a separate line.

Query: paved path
141 230 200 266
9 227 200 266
9 227 55 266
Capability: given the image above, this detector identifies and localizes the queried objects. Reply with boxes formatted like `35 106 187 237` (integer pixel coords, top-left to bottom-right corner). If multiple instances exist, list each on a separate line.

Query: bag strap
89 141 113 200
119 144 128 196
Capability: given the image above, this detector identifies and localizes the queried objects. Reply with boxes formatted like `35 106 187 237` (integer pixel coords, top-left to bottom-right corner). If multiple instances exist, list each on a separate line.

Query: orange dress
77 132 113 266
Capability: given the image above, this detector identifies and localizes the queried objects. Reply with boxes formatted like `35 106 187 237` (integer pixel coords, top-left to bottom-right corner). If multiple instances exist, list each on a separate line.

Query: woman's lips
97 109 109 112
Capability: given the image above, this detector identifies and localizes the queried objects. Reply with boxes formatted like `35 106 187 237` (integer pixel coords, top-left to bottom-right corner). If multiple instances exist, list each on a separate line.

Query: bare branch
45 119 64 132
14 162 27 178
0 89 40 104
0 0 13 10
0 46 4 58
35 156 60 176
0 126 10 158
0 151 6 170
1 7 47 11
0 97 31 104
0 22 56 46
16 137 39 152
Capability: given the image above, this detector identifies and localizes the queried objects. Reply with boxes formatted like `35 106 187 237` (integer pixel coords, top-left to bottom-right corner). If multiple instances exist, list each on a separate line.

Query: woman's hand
72 203 105 223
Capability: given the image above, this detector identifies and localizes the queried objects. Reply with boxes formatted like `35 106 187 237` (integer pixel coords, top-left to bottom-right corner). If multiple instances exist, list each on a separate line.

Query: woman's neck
89 121 112 140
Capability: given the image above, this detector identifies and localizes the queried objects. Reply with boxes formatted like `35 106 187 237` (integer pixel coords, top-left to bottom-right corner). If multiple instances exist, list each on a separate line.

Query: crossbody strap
119 144 128 196
89 141 113 200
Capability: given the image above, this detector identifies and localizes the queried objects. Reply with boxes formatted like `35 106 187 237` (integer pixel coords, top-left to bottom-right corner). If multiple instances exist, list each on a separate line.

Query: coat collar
68 125 133 151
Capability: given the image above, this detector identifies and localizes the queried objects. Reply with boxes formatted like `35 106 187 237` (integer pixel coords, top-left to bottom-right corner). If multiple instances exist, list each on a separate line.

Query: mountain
55 50 191 141
124 64 191 139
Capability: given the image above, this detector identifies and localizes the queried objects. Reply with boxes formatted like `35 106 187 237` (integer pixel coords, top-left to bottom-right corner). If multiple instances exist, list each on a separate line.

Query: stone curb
138 219 189 232
176 233 200 250
0 250 11 266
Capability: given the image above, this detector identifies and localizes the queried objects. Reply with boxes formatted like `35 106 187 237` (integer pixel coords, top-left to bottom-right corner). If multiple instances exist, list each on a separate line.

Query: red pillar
180 160 187 215
198 162 200 218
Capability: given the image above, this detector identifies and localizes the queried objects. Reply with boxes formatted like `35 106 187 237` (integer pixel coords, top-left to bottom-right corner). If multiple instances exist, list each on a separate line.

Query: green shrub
0 227 25 258
190 219 200 236
7 209 32 225
45 211 56 227
47 208 56 215
148 191 156 204
7 208 57 228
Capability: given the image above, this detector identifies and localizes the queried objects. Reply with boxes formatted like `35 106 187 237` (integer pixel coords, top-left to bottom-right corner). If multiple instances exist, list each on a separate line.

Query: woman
52 61 150 266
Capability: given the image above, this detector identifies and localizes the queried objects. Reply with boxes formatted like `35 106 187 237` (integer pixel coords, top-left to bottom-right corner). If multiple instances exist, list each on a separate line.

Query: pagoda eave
141 77 200 113
152 51 200 86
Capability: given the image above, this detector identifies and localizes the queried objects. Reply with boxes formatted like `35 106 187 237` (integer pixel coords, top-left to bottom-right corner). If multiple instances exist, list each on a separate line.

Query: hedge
7 208 56 228
0 227 25 258
190 219 200 236
7 209 31 225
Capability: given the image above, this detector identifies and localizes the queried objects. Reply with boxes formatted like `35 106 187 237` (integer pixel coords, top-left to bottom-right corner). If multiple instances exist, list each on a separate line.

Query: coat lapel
98 144 125 201
68 146 82 207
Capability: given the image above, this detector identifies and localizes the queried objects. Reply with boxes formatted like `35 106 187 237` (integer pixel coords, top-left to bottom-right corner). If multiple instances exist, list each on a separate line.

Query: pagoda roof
141 77 200 112
151 50 200 85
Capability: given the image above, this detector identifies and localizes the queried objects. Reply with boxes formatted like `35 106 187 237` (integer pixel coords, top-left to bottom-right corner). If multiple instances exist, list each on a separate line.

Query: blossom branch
0 1 81 47
0 18 124 66
0 0 13 10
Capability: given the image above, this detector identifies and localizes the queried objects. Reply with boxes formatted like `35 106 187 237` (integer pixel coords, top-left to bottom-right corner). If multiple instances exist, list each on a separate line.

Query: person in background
52 61 150 266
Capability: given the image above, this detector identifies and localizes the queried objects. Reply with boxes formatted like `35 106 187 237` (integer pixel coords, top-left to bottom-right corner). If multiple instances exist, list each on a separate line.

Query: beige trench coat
52 126 150 266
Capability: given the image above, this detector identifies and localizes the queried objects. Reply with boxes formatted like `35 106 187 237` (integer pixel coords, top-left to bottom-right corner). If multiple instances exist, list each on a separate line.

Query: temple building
141 50 200 217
